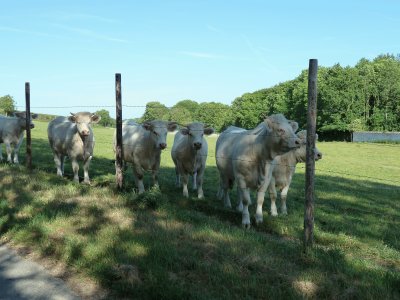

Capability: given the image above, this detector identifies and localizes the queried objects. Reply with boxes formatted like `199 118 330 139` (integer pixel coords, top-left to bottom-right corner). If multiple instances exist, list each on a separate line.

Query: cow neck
143 130 158 152
183 135 199 167
294 148 306 163
254 127 275 162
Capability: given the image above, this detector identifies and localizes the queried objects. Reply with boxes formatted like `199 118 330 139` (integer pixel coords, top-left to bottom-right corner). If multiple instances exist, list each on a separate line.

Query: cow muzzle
30 124 35 129
316 152 323 160
159 143 167 150
193 142 202 150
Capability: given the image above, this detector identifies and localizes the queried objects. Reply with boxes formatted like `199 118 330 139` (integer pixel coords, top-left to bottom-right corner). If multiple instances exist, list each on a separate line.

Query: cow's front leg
71 159 80 183
83 156 92 184
5 143 13 163
196 170 204 199
151 168 159 188
182 173 189 198
280 185 290 215
60 155 65 175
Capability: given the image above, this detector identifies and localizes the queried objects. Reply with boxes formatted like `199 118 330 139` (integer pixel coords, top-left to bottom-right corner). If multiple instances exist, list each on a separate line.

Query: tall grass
0 120 399 299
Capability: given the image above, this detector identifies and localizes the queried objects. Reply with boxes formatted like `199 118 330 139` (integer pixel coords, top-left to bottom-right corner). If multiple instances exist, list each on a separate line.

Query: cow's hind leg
13 135 24 164
83 156 92 184
5 143 12 163
239 187 251 229
269 178 278 217
182 173 189 198
53 153 63 176
71 158 80 183
280 185 290 215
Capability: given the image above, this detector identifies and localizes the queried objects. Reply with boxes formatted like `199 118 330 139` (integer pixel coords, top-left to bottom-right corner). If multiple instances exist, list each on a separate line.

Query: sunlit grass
0 120 399 299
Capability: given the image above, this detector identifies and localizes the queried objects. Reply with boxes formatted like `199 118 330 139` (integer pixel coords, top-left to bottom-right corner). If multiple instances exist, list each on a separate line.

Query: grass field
1 120 399 299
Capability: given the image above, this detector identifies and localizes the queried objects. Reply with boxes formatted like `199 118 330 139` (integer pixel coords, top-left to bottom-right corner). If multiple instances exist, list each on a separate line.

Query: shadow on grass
0 137 399 299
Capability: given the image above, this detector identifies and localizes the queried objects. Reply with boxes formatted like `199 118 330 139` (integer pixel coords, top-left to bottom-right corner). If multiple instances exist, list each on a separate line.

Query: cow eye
152 131 158 136
278 129 286 135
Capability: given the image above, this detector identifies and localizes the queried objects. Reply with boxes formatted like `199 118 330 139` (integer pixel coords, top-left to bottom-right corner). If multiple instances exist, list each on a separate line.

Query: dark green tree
142 101 169 121
95 109 115 127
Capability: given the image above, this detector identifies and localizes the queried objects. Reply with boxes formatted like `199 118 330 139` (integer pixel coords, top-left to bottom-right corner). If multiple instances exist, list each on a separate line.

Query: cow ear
68 112 77 123
91 114 101 123
203 127 214 135
15 111 25 118
289 120 299 132
31 113 38 119
167 122 178 132
142 122 152 131
180 128 190 135
264 117 275 131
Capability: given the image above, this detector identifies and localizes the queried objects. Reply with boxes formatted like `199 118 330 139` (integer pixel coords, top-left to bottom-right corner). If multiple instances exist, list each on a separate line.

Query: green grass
1 120 399 299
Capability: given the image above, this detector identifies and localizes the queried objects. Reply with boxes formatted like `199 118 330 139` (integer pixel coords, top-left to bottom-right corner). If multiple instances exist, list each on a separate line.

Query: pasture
1 120 399 299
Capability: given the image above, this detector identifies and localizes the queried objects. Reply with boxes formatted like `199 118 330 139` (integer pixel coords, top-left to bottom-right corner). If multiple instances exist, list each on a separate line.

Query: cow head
14 111 38 129
142 120 178 149
68 112 101 137
264 114 301 156
180 122 214 150
293 130 323 162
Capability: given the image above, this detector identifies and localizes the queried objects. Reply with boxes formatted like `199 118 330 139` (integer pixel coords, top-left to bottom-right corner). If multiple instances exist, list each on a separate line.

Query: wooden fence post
25 82 32 170
115 73 123 189
304 59 318 252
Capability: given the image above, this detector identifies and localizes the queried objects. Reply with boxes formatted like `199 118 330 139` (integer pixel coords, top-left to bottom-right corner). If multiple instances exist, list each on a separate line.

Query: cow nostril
295 139 301 145
160 143 167 149
317 153 322 159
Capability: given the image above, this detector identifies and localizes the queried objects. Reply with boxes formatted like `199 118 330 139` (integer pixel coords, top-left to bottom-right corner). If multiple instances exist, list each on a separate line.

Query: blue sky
1 0 399 118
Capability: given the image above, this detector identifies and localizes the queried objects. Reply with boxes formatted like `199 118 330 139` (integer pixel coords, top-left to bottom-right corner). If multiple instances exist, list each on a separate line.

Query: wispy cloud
206 24 223 34
53 24 129 43
0 26 52 37
180 51 226 59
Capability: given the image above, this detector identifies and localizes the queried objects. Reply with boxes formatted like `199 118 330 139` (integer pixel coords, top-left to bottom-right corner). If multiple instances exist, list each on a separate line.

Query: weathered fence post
115 73 123 189
304 59 318 252
25 82 32 170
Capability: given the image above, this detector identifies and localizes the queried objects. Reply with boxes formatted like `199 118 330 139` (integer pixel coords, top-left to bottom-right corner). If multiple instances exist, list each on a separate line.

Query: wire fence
3 102 400 188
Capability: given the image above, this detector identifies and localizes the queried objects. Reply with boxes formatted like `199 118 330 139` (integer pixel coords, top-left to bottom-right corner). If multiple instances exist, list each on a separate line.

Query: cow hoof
236 205 243 212
271 212 278 217
242 223 251 229
83 180 91 185
282 211 288 215
255 216 263 224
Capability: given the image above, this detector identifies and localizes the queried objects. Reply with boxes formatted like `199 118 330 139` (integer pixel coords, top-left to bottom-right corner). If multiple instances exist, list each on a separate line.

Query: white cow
0 112 38 163
171 122 214 198
216 114 301 228
117 120 177 193
236 130 323 216
47 112 101 183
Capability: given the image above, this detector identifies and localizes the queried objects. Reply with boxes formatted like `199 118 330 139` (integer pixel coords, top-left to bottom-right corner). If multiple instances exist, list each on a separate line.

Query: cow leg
182 173 189 198
255 162 274 223
239 187 251 229
220 175 232 208
175 166 181 187
83 156 92 184
255 191 267 224
133 165 145 194
60 155 65 175
236 185 243 212
13 135 24 164
5 143 13 163
0 143 3 161
269 178 278 217
280 185 290 215
53 153 63 176
196 169 205 199
192 172 197 191
71 159 80 183
152 156 160 188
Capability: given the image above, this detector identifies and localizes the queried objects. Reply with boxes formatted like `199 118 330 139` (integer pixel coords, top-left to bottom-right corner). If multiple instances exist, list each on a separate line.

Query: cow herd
0 111 322 228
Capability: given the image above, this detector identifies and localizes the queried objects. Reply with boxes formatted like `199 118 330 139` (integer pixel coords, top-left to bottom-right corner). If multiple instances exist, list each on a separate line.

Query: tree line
2 54 399 134
140 54 400 134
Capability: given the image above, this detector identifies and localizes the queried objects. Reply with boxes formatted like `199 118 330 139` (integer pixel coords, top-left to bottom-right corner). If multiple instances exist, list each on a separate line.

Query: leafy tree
142 101 169 121
167 106 192 125
95 109 115 127
0 95 16 116
195 102 230 132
